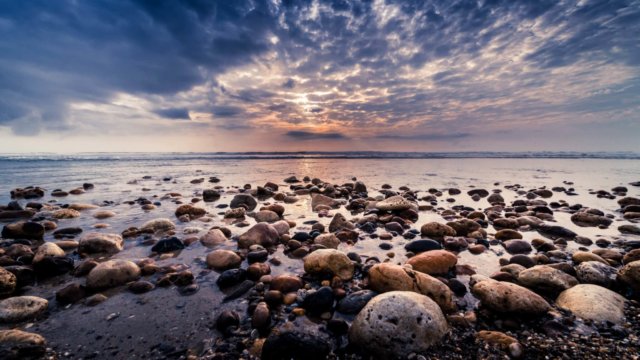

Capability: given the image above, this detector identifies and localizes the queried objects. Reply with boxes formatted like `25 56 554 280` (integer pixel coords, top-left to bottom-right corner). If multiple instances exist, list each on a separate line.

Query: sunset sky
0 0 639 152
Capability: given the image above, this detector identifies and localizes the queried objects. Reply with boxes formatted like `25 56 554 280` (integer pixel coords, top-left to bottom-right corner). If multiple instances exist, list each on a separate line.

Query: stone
68 203 99 211
618 260 640 291
262 318 331 360
55 283 86 304
215 310 240 332
140 218 175 233
349 291 448 359
32 242 65 264
311 193 339 211
254 210 280 223
0 329 46 359
517 265 578 294
336 290 377 314
619 224 640 235
151 236 184 253
467 189 489 197
367 263 455 313
203 190 221 202
230 194 258 211
404 239 442 253
93 210 116 219
79 232 124 254
52 208 81 219
175 204 206 218
375 195 417 211
618 197 640 207
206 249 242 271
487 193 504 204
406 250 457 275
471 279 550 315
1 221 45 240
313 233 340 249
536 224 577 238
328 213 355 233
270 274 303 293
572 251 608 265
503 239 532 254
86 260 141 289
571 212 612 227
271 220 291 236
556 284 626 324
238 223 280 248
0 296 48 323
495 229 523 241
576 261 617 287
0 268 17 296
420 222 456 240
200 228 227 247
304 249 354 280
216 268 246 288
302 286 334 315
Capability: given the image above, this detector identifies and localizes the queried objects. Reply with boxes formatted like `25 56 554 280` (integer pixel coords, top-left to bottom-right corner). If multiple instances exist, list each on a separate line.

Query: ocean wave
0 151 639 161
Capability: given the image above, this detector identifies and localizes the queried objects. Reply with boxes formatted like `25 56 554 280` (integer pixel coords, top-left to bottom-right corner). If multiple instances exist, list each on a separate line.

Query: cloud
153 108 191 120
285 130 348 140
375 133 471 141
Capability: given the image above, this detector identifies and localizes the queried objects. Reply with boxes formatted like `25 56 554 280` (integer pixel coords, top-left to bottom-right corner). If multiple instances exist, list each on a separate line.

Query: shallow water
0 157 639 357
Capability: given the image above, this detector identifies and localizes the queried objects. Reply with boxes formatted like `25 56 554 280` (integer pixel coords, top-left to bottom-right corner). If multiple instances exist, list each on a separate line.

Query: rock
313 233 340 249
302 286 334 315
0 268 17 296
618 197 640 207
375 195 417 211
467 189 489 198
349 291 448 359
572 251 608 265
55 283 86 304
68 203 99 211
254 210 280 223
128 280 155 294
206 249 242 271
230 194 258 211
367 263 455 312
420 222 456 240
0 329 46 359
175 204 206 218
79 232 124 254
1 221 45 240
93 210 116 219
224 207 246 218
52 208 81 219
618 260 640 291
536 224 577 238
328 213 355 232
10 187 45 199
571 212 612 227
619 224 640 235
140 218 175 233
407 250 457 275
404 239 442 253
216 268 246 288
200 228 227 247
576 261 617 287
517 265 578 294
556 284 626 324
270 274 303 293
477 330 519 348
304 249 354 280
84 294 108 306
503 239 532 254
336 290 377 314
215 310 240 332
86 260 141 289
0 296 48 323
262 318 331 360
32 242 65 264
238 223 280 248
151 236 184 253
311 193 339 211
495 229 523 241
487 193 504 204
202 190 221 202
471 279 550 315
271 220 291 236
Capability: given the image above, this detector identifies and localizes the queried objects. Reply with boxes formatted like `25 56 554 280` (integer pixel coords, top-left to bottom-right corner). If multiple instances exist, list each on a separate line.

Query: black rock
83 183 94 190
509 254 536 268
404 239 442 253
217 269 247 289
292 232 311 242
56 283 87 304
4 265 35 288
336 290 377 314
447 278 467 296
247 249 269 263
262 319 331 360
151 237 185 253
229 194 257 211
34 256 74 276
536 224 577 239
302 286 334 315
203 190 221 202
216 310 240 333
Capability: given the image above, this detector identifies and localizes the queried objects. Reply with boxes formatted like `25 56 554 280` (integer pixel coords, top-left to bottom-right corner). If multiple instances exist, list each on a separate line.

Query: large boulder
237 223 279 248
349 291 448 359
556 284 626 324
471 279 550 315
304 249 354 280
0 296 48 323
367 263 455 313
79 232 124 254
517 265 578 294
420 222 456 240
406 250 457 275
86 260 141 289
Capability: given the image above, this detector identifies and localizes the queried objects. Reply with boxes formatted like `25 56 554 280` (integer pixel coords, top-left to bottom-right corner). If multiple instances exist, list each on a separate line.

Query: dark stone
536 224 577 239
447 278 467 296
509 254 536 268
128 280 155 294
56 283 86 304
53 227 83 238
262 319 332 360
247 250 269 263
292 232 311 242
467 189 489 197
4 266 36 288
151 237 185 253
336 290 377 314
34 256 74 276
216 310 240 333
217 269 247 289
302 286 334 315
203 190 221 202
230 194 257 211
83 183 94 190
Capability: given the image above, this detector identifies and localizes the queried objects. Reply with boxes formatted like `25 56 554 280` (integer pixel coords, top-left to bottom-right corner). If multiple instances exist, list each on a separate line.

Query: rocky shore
1 174 640 359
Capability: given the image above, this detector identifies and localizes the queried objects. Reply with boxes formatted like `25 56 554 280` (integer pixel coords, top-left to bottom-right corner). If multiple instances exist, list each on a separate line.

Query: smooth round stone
404 239 442 253
406 250 457 275
86 260 141 289
140 218 175 233
517 265 578 294
93 210 116 219
237 223 280 249
0 329 46 358
303 249 354 280
556 284 626 324
349 291 448 358
375 195 417 211
32 242 65 264
471 279 550 315
302 286 335 315
78 232 124 254
420 222 456 240
206 250 242 271
0 296 48 323
576 261 617 287
336 290 377 314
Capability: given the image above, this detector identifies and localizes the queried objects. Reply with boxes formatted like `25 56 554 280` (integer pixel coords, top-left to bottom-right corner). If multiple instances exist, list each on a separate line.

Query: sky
0 0 639 153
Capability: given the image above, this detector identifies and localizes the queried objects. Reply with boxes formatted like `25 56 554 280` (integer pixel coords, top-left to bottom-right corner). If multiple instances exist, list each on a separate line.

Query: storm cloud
0 0 638 151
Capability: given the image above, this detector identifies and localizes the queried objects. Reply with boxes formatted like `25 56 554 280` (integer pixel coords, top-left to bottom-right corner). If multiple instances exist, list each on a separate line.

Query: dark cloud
375 133 471 141
285 131 348 140
154 108 191 120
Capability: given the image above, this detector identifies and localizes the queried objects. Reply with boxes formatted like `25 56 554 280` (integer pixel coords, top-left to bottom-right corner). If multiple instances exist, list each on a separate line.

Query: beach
0 154 639 359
